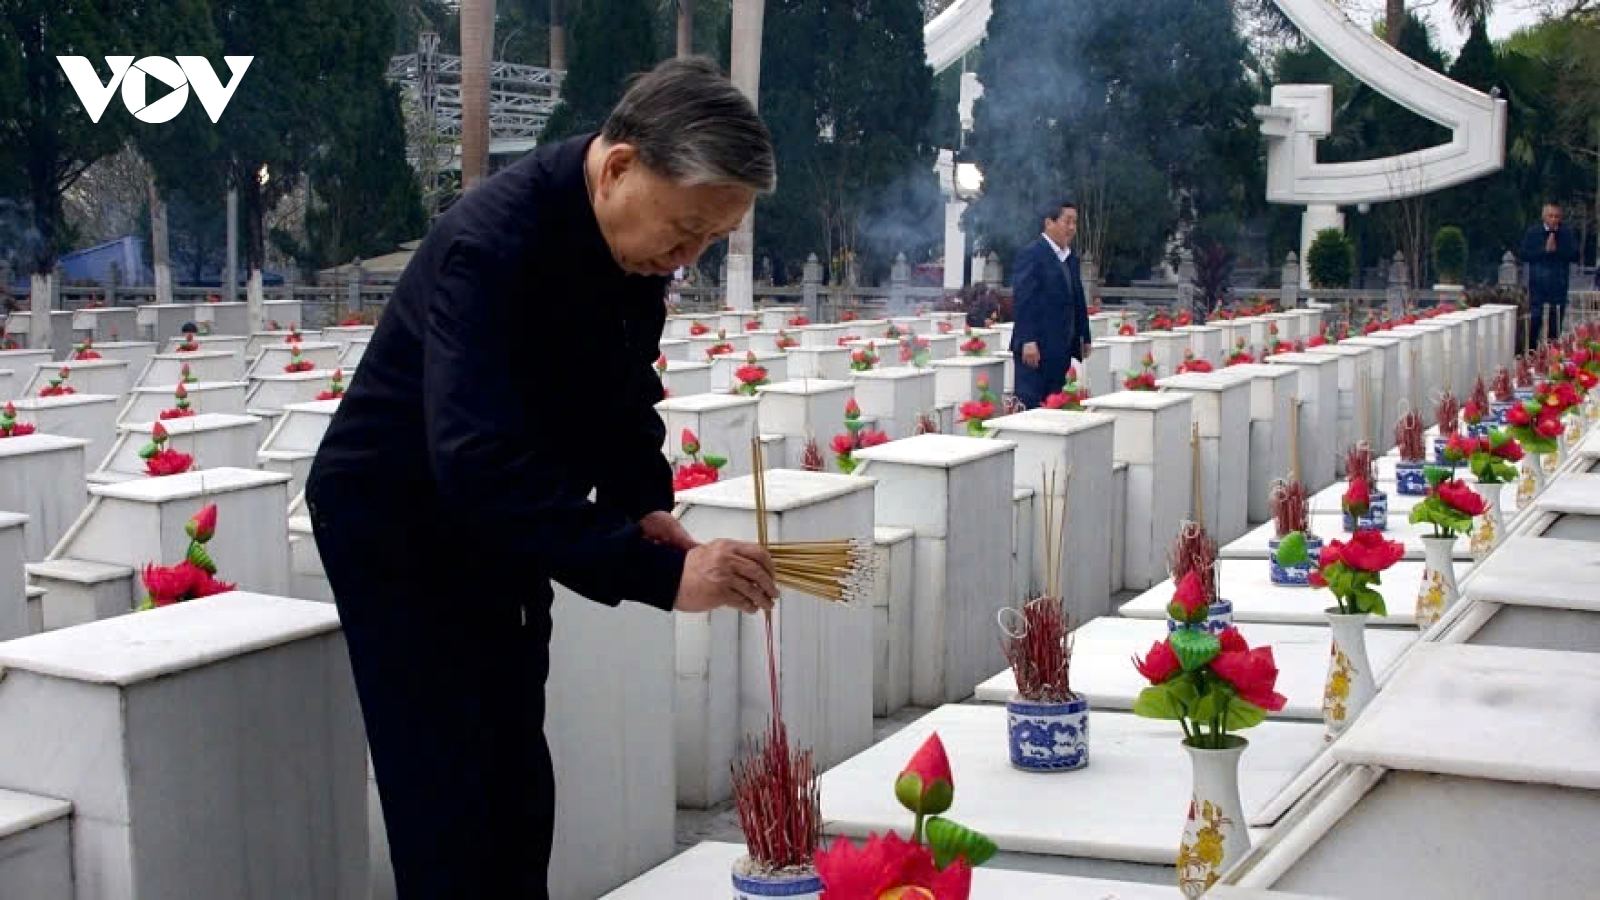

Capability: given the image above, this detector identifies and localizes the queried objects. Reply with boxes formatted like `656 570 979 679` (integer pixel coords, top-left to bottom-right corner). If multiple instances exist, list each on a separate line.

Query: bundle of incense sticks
1346 442 1376 484
1396 406 1426 462
1435 392 1460 434
751 438 876 605
1270 478 1310 538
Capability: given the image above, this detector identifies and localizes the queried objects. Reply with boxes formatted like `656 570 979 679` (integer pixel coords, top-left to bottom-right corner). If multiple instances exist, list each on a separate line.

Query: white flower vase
1517 454 1545 508
1322 611 1377 741
1177 737 1250 899
1415 535 1460 630
1470 483 1503 562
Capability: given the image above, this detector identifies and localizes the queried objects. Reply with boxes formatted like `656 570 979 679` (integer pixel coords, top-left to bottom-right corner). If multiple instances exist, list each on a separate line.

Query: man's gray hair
603 57 776 195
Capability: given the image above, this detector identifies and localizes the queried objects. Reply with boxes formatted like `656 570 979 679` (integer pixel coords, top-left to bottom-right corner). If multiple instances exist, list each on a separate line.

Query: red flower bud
1133 638 1181 684
895 733 954 817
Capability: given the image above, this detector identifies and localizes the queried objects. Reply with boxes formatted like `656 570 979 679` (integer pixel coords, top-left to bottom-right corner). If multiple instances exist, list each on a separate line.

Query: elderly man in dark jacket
1521 202 1581 344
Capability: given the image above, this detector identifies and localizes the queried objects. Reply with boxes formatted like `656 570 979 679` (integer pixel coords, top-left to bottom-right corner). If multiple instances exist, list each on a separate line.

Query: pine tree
540 0 659 141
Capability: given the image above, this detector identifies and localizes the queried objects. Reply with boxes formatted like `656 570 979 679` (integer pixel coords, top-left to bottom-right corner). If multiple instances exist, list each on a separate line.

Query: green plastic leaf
1424 465 1452 487
702 454 727 469
186 541 216 574
1169 628 1222 672
137 443 158 460
925 817 998 870
893 772 924 816
1274 530 1308 566
1132 683 1188 720
1224 699 1267 731
1189 682 1230 723
1353 584 1388 617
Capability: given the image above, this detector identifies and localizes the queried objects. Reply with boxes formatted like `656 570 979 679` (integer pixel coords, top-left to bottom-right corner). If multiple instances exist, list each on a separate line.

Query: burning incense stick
750 438 876 606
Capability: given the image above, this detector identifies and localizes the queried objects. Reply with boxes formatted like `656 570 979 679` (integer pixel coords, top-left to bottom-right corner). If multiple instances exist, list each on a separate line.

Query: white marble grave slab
1143 331 1192 377
260 298 304 330
1098 335 1155 377
1265 352 1341 491
852 366 937 440
23 359 129 398
0 350 51 379
657 359 711 398
318 324 374 352
0 787 73 899
0 512 29 639
1534 472 1600 515
191 300 249 335
82 341 158 390
0 435 87 562
244 330 322 360
930 356 1006 408
162 334 249 357
246 342 341 379
819 704 1326 866
658 393 761 480
709 350 788 393
785 345 853 381
1333 642 1600 789
1159 370 1251 544
118 381 248 425
872 526 915 717
0 591 364 900
1219 364 1300 523
1119 558 1429 628
1176 324 1225 364
1224 513 1469 561
73 306 138 342
756 381 854 464
97 413 261 479
245 370 338 416
10 394 118 473
134 303 198 343
1083 391 1194 589
1464 535 1600 611
599 841 1181 900
1340 335 1401 454
138 350 238 388
974 617 1416 721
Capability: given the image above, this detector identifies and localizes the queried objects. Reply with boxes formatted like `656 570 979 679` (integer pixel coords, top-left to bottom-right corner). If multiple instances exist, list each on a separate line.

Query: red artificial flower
840 310 858 322
1343 476 1370 516
1118 323 1137 336
1554 382 1581 408
815 833 972 900
1579 370 1599 391
190 568 236 599
1217 627 1248 654
689 322 710 336
1330 530 1405 573
859 429 890 449
789 315 810 327
1123 372 1158 391
1437 479 1489 517
1133 638 1181 684
735 364 768 385
958 400 994 423
188 504 217 543
1308 569 1328 588
340 316 363 327
672 461 719 492
1445 431 1481 462
1274 341 1294 355
959 337 986 354
159 407 195 420
145 449 195 477
142 562 199 606
152 421 168 441
1507 402 1533 427
74 349 101 360
1307 335 1327 347
831 433 857 456
1461 400 1483 425
896 733 955 816
1318 539 1342 569
744 320 760 331
681 428 701 456
938 322 953 334
1176 311 1193 327
846 397 861 418
1491 437 1524 462
1537 417 1563 439
176 341 200 352
1171 570 1208 618
1210 645 1287 712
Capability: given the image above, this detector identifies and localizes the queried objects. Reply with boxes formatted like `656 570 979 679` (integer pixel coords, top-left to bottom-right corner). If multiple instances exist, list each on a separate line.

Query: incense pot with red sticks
1432 393 1460 466
999 595 1087 771
1395 407 1428 495
1268 478 1321 586
1165 521 1230 633
1342 442 1388 532
1490 367 1517 425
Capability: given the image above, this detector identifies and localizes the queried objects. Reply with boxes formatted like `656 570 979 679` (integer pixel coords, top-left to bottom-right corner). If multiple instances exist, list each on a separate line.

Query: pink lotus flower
1133 638 1181 684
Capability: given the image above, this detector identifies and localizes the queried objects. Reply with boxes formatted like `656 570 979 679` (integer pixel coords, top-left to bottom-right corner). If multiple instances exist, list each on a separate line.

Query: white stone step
0 788 73 899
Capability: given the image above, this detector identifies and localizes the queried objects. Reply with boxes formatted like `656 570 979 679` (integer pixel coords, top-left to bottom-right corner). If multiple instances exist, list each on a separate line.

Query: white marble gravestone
284 513 330 603
118 381 248 425
1387 324 1444 410
257 400 339 498
10 394 119 472
0 788 72 898
1218 364 1299 523
1306 343 1378 461
0 592 365 900
0 349 53 382
922 333 961 362
984 409 1117 624
1176 324 1226 365
1159 370 1252 544
1216 319 1254 357
22 359 128 398
1082 390 1195 589
784 345 853 381
245 370 339 417
1340 335 1402 454
1433 313 1477 397
931 356 1006 409
795 323 853 348
718 310 761 334
657 360 712 399
1144 331 1194 377
1263 312 1301 341
246 342 341 379
852 434 1017 706
664 314 711 339
260 298 304 330
672 470 875 807
163 334 250 358
1265 352 1342 491
756 380 853 467
1097 335 1156 380
137 349 238 388
545 585 676 900
741 329 784 355
871 525 915 717
1120 558 1430 627
0 512 29 638
657 393 761 481
1081 343 1111 398
852 367 937 440
708 351 788 394
0 435 87 563
43 468 291 615
82 341 158 391
337 339 367 372
688 336 752 365
94 414 261 484
192 300 249 336
73 307 138 343
1088 312 1116 339
820 705 1326 881
318 324 374 353
601 841 1185 900
135 303 199 343
1444 535 1600 652
656 337 690 363
974 617 1416 721
244 330 322 361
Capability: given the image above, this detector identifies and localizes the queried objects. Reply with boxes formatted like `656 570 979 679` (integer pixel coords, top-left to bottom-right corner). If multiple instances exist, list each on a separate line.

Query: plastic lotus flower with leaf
0 403 36 438
958 375 999 437
139 504 235 609
735 352 771 396
139 422 195 477
672 429 727 492
1042 367 1090 410
815 732 995 900
851 343 881 373
1409 468 1488 540
1123 354 1159 392
689 321 712 337
161 383 196 420
900 337 931 368
775 330 800 350
316 369 347 401
958 330 987 357
1131 612 1287 744
72 339 102 360
283 345 316 373
834 399 890 474
1225 339 1255 367
1177 350 1213 375
39 367 75 397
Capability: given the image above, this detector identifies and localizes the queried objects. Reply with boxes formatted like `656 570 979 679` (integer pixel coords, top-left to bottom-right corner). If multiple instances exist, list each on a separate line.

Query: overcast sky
1344 1 1547 53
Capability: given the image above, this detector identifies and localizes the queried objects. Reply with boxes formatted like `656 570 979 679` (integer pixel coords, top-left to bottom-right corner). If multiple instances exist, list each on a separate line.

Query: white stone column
1082 391 1195 589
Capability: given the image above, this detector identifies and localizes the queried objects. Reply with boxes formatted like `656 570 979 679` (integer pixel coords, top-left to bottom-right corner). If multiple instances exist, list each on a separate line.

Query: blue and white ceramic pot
732 863 823 899
1006 695 1090 772
1342 490 1389 532
1167 600 1234 634
1395 461 1428 496
1489 400 1514 426
1267 534 1323 586
1431 435 1452 466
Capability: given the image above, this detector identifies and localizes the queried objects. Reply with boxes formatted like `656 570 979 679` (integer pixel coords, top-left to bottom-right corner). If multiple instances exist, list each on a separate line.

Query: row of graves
0 295 1596 900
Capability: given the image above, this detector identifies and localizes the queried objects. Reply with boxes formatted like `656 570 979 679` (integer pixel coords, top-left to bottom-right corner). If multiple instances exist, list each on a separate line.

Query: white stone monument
1265 351 1342 490
756 380 854 467
22 360 128 398
657 393 761 481
871 526 915 717
657 360 713 399
136 349 239 388
1158 370 1252 544
1216 364 1300 523
257 400 339 498
9 394 119 473
1082 390 1195 589
851 367 937 440
246 342 341 379
0 435 87 563
119 381 248 425
93 414 261 484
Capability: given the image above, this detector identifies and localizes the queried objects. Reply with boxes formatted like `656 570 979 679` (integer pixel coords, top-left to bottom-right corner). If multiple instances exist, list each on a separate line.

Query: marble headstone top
1174 325 1223 335
1534 473 1600 516
851 367 935 383
1304 343 1373 358
675 468 872 512
1083 390 1192 412
0 433 89 457
121 413 260 435
755 379 853 396
1343 335 1403 348
151 349 235 362
930 356 1005 369
1333 643 1600 790
852 433 1014 468
1264 352 1340 366
1157 370 1253 391
251 370 338 383
873 525 914 545
90 466 290 502
0 511 26 530
985 408 1115 436
1096 335 1154 346
1218 363 1301 381
663 360 711 373
1465 536 1600 611
278 399 344 416
0 591 340 686
11 394 118 411
0 789 72 841
655 392 760 413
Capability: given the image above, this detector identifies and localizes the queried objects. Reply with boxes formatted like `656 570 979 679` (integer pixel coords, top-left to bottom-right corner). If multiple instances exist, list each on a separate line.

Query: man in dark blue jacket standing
1521 202 1581 345
1010 201 1092 409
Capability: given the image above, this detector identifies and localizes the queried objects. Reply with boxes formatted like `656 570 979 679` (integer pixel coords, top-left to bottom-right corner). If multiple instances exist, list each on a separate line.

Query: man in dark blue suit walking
1010 201 1092 409
1520 201 1581 345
